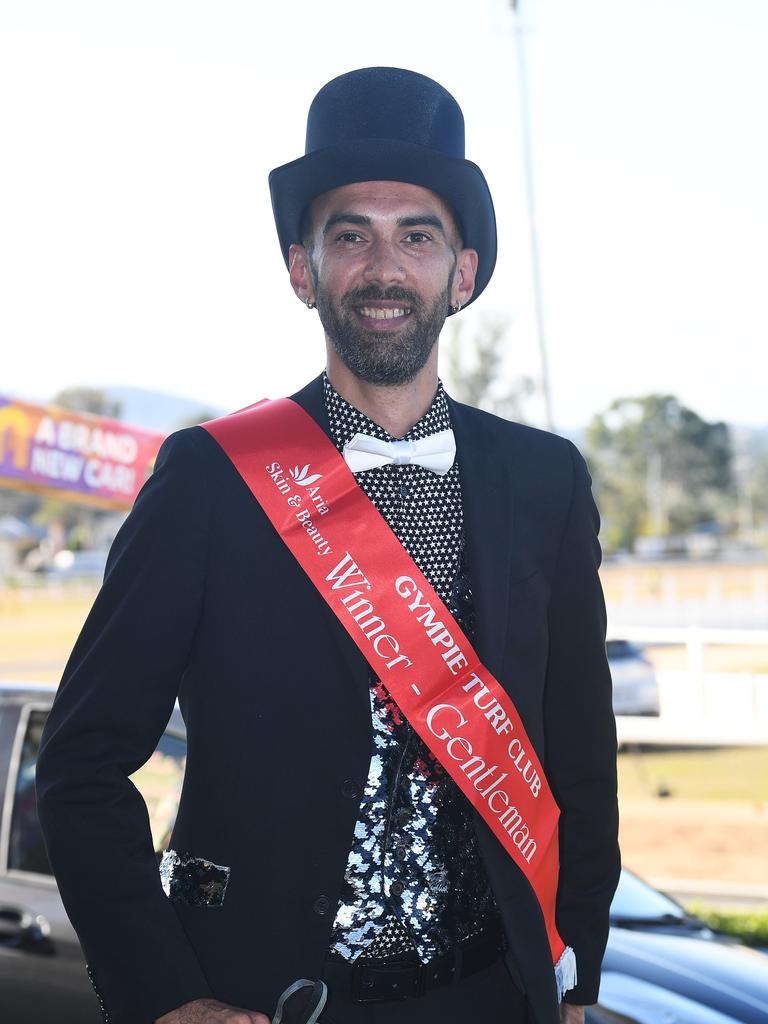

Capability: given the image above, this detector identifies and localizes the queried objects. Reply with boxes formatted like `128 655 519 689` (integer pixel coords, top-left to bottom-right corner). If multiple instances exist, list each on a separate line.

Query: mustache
341 285 422 309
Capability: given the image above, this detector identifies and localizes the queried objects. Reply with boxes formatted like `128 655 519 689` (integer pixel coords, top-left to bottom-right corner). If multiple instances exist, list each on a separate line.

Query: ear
452 248 479 308
288 244 316 306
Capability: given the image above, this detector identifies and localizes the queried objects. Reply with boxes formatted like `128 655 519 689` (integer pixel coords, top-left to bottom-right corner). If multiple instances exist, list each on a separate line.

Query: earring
450 301 462 314
305 298 316 310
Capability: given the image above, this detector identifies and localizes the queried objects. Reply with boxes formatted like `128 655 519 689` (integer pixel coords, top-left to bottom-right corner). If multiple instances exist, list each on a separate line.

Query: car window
6 706 186 877
606 640 640 660
611 869 686 921
8 709 52 875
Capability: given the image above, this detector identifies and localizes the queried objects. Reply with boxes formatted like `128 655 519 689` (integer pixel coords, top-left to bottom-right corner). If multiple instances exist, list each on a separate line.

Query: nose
363 237 406 286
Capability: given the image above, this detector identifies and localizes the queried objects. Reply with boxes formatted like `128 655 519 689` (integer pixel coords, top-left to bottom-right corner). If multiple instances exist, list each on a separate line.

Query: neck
326 353 439 439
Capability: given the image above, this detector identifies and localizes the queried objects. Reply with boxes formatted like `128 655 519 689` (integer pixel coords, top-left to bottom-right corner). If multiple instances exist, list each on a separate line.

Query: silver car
607 639 660 716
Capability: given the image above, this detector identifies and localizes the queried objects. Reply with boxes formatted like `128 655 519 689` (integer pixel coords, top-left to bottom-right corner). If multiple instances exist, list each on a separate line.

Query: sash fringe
555 946 577 1002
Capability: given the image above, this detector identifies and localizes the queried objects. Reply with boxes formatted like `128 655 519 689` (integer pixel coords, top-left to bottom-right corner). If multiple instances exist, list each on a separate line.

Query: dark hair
298 204 314 251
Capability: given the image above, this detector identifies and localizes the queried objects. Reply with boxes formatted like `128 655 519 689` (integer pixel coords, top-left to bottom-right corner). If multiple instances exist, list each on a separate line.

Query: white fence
611 626 768 746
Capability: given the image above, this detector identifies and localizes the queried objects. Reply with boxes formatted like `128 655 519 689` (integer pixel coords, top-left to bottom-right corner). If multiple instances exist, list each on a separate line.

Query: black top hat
269 67 497 311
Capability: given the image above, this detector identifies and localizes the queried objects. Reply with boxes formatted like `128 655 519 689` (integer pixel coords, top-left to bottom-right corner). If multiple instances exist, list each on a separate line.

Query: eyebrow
322 212 448 237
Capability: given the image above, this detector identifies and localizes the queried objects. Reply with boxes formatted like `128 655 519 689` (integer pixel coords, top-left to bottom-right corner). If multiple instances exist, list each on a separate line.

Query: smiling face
289 181 478 387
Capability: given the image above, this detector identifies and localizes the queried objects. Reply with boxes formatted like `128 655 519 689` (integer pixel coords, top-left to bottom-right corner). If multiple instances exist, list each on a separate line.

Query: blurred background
2 0 766 950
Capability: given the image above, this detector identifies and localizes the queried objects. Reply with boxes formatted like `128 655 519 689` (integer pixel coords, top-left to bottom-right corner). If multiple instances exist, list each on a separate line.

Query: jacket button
340 779 360 800
390 880 405 897
313 895 331 915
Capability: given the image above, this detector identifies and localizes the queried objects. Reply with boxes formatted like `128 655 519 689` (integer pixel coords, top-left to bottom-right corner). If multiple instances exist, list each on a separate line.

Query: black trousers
316 955 528 1023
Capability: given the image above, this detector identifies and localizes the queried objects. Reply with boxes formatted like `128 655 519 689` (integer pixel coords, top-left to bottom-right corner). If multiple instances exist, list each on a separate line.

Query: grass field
0 586 95 680
619 745 768 802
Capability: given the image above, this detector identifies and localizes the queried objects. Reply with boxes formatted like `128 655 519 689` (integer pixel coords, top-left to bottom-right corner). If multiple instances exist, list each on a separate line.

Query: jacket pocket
159 847 230 907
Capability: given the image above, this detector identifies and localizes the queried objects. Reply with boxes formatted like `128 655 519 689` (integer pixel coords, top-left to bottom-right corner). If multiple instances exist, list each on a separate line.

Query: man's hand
155 997 270 1024
559 1003 586 1024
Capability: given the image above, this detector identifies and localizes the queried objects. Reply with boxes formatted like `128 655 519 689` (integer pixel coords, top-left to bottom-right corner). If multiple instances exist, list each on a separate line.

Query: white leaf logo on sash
291 464 323 486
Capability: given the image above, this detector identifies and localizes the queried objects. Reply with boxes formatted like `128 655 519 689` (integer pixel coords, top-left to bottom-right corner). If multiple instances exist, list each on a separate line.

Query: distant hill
103 386 227 433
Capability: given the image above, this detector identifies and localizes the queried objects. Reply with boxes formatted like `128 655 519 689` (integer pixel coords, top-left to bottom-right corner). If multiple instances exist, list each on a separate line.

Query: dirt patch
619 798 768 886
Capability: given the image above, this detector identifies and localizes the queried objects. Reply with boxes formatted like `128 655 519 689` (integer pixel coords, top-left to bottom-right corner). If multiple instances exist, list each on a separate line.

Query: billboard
0 395 166 510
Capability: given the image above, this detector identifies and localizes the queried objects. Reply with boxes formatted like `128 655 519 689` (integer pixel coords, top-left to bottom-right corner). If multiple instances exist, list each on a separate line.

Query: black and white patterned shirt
323 373 499 964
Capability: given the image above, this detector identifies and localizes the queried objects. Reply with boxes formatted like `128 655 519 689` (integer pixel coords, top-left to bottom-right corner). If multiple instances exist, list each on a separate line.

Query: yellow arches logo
0 403 32 470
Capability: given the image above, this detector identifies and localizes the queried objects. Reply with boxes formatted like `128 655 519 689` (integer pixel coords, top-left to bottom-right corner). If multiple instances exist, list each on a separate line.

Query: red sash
201 398 576 997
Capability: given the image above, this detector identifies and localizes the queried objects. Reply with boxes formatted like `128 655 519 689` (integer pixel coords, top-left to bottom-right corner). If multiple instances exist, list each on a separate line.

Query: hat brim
269 138 496 311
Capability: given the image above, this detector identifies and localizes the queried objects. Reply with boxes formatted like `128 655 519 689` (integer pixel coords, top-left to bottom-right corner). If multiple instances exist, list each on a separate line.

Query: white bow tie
343 428 456 476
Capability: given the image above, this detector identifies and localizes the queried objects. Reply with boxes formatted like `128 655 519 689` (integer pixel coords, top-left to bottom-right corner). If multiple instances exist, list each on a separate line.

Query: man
37 68 620 1024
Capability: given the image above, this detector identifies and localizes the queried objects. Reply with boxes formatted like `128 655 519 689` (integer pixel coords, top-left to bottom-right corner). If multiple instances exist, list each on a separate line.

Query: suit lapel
448 397 515 680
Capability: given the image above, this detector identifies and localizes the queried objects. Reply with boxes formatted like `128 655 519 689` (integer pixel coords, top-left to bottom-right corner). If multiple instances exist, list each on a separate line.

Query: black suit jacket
36 374 620 1024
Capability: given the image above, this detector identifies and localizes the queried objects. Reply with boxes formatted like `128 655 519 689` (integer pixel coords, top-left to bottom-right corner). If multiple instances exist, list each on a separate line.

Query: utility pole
510 0 555 431
646 451 665 536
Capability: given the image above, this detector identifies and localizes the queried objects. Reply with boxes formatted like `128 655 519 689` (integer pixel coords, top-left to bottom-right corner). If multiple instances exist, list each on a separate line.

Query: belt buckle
350 961 420 1004
350 960 373 1004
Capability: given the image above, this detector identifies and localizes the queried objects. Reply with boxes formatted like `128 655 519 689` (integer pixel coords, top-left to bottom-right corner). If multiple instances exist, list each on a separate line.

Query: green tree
741 429 768 529
750 455 768 526
442 316 535 421
174 409 221 429
585 395 734 552
53 387 122 420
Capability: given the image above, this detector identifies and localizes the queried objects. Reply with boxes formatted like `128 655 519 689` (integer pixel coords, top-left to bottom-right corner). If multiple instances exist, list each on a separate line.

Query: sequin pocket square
159 848 231 907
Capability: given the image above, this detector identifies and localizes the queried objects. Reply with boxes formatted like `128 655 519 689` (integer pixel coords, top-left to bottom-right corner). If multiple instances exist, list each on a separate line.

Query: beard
315 276 453 386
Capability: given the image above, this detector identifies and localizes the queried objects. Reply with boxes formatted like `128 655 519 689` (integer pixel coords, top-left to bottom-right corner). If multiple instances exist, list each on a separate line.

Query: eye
335 231 365 243
404 231 432 244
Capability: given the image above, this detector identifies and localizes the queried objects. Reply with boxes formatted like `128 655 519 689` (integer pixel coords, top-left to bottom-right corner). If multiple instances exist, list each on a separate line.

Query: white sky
1 0 766 431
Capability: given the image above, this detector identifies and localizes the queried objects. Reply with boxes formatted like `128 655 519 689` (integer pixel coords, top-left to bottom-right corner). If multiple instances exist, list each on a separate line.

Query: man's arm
543 442 621 1007
36 429 215 1023
155 997 270 1023
560 1004 586 1024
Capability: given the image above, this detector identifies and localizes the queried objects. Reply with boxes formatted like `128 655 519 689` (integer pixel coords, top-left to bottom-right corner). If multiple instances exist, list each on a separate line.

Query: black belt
342 923 508 1004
